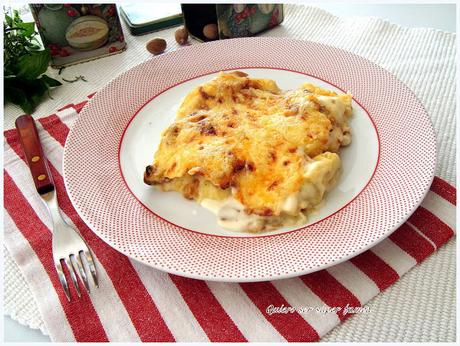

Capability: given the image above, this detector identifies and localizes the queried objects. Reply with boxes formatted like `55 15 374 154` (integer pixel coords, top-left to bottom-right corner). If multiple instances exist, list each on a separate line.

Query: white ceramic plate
63 38 436 281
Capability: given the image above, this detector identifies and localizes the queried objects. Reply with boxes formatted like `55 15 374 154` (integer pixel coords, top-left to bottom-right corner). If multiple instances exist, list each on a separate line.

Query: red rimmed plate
63 37 436 281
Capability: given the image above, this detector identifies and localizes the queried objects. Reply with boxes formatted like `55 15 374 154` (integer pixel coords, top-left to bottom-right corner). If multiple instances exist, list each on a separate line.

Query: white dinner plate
63 37 436 281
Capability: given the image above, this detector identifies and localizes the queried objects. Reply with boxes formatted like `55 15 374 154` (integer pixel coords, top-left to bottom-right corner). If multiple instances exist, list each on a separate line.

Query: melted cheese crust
144 71 352 231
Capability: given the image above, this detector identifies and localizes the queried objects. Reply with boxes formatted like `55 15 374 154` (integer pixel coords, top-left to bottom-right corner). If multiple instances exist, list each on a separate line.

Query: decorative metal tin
29 4 126 68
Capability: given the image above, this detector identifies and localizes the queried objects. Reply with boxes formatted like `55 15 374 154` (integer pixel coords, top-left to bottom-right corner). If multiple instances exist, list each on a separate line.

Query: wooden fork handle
15 115 54 195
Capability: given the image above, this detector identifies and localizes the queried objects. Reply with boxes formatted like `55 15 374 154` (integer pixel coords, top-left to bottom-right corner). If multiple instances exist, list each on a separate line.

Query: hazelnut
203 23 218 40
146 38 166 55
175 26 189 45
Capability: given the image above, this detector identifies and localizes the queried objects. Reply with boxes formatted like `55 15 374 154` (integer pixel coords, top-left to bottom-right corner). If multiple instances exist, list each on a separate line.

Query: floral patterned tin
29 4 126 68
217 4 283 39
181 4 284 42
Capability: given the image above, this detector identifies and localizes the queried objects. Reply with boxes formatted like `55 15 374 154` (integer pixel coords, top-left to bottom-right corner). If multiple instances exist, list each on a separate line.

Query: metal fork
16 114 98 301
41 189 98 300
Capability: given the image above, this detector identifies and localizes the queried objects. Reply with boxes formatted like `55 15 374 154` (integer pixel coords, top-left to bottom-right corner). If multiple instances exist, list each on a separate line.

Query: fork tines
55 250 98 301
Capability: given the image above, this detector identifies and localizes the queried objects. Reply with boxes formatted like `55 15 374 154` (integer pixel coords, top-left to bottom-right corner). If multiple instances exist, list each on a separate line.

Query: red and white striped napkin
3 99 456 342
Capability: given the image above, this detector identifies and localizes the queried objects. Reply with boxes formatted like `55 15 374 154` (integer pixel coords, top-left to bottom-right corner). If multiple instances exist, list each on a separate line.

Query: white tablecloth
4 4 455 341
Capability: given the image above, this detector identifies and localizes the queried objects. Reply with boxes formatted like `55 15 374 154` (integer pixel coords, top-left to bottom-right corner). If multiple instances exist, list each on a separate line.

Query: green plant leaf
13 10 21 22
5 14 13 27
5 85 26 105
4 66 17 77
4 10 61 113
5 77 49 113
16 50 51 80
20 99 35 114
29 42 42 51
4 85 35 113
27 79 48 112
40 74 62 87
16 21 35 37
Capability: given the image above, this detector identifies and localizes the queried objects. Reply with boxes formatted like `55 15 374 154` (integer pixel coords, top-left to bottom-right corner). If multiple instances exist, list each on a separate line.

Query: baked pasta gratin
144 71 352 232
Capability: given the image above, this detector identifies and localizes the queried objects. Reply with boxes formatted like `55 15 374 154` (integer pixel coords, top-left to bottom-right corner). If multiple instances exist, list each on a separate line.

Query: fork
15 114 98 301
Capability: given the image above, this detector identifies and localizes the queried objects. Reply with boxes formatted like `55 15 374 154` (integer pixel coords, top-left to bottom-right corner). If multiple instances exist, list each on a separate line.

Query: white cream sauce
281 192 300 215
315 95 352 147
316 96 346 124
201 197 266 232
